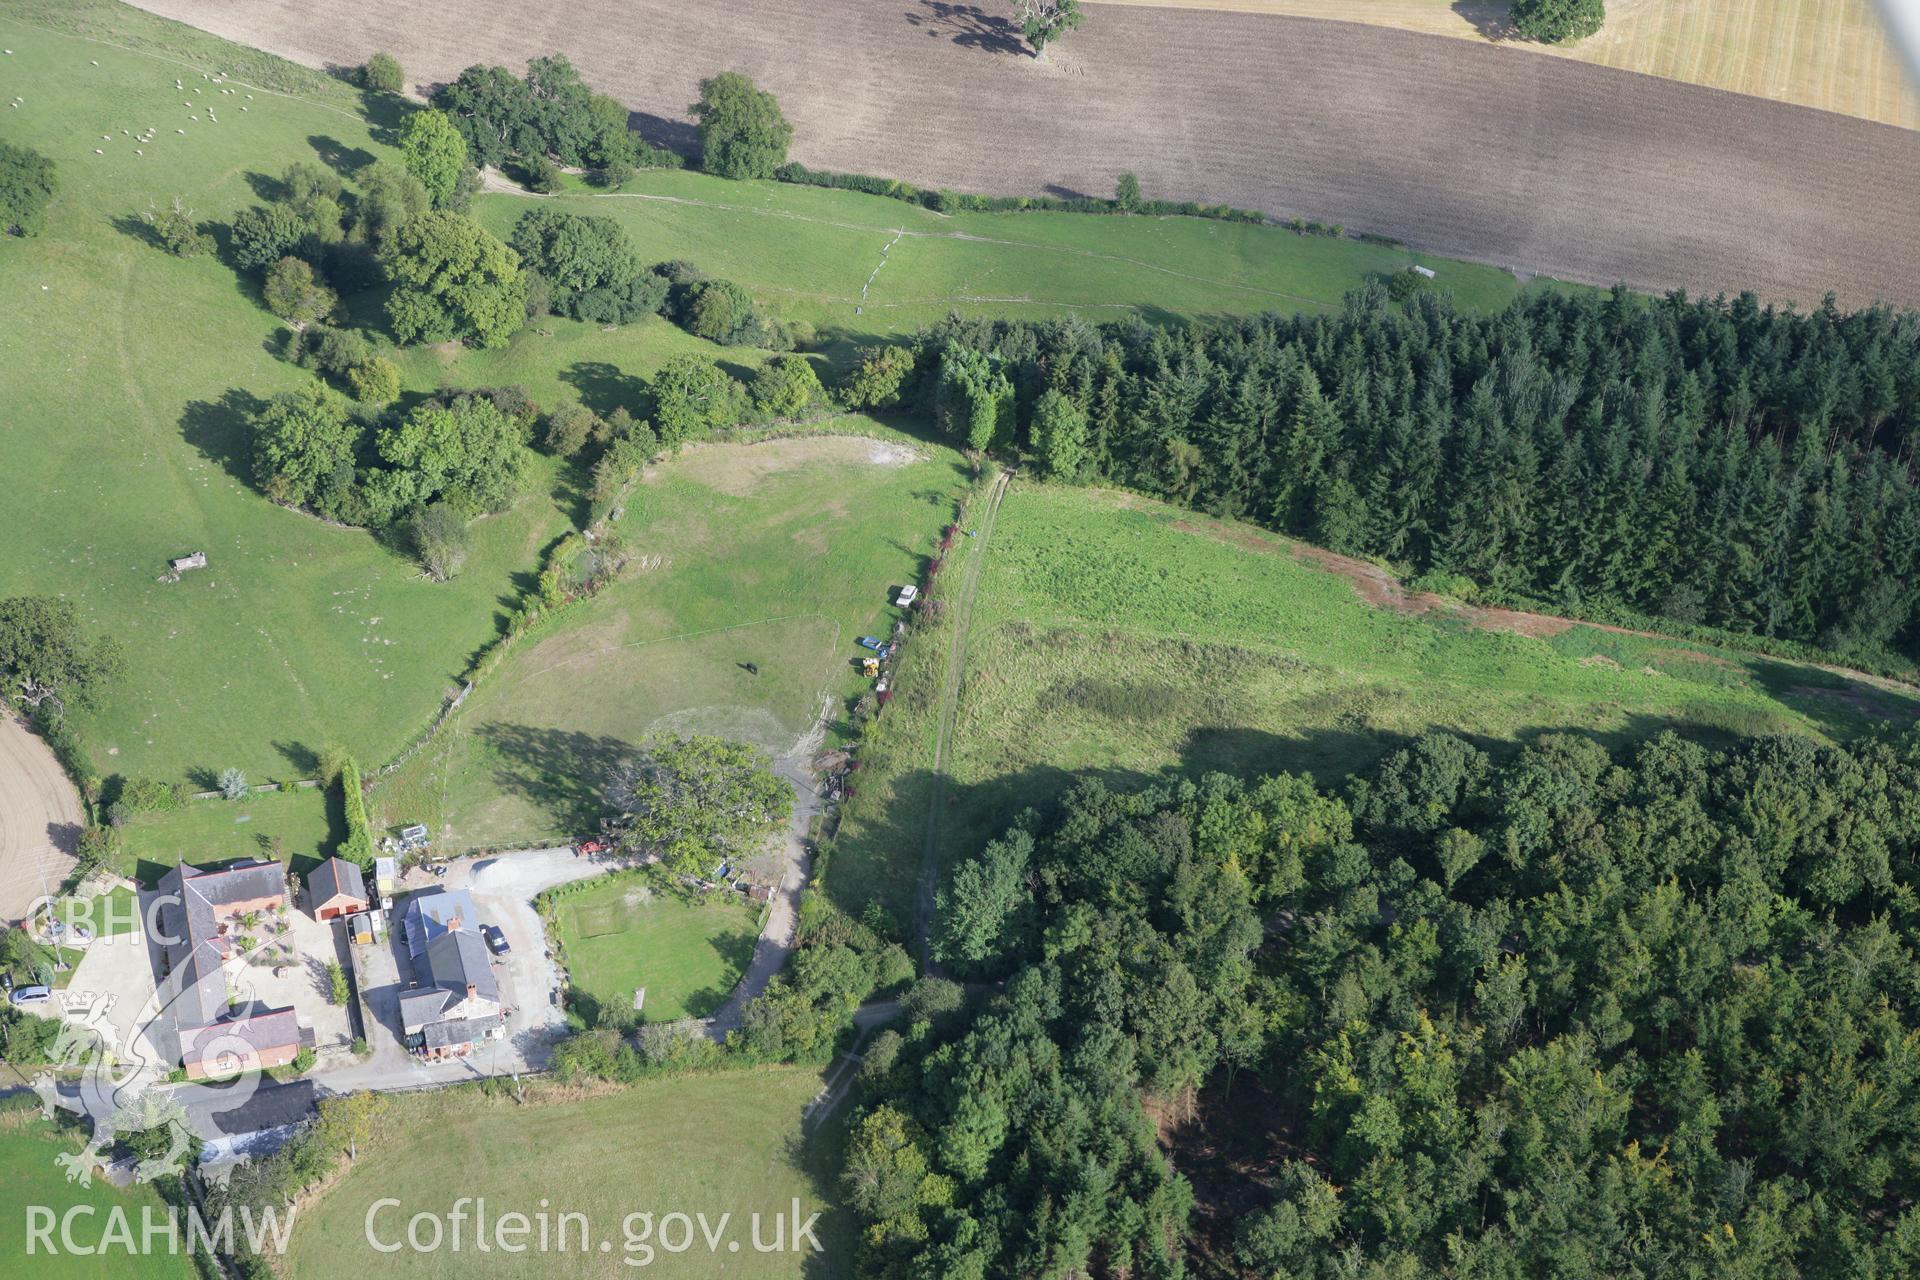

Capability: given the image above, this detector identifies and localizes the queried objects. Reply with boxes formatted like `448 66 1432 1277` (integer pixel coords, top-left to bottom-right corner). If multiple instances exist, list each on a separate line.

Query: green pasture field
0 1105 199 1280
0 9 576 784
468 169 1555 365
281 1069 848 1280
826 483 1920 924
553 873 761 1023
113 784 339 885
0 0 1560 795
373 432 972 847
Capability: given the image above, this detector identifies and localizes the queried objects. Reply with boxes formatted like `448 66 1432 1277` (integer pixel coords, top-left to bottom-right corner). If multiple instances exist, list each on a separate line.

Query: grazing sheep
135 149 142 155
90 60 98 65
94 149 102 154
176 128 185 134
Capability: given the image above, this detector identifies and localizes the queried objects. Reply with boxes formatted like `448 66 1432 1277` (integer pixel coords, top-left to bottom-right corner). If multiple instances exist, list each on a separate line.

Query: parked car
481 924 510 956
9 985 52 1007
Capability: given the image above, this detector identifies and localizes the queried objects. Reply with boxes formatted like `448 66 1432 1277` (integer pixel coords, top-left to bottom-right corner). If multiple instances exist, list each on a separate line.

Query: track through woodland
913 468 1009 967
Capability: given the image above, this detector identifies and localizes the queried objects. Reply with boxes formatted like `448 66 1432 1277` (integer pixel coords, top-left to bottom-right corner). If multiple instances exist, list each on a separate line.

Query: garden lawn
827 483 1920 924
374 431 971 848
0 12 575 784
554 873 761 1023
115 784 338 885
0 1105 199 1280
281 1070 847 1280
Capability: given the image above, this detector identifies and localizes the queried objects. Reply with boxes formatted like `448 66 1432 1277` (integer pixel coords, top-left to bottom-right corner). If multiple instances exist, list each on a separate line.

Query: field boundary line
913 467 1011 967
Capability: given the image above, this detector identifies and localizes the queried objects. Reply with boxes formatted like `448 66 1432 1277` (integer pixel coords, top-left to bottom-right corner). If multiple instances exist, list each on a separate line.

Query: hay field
123 0 1920 308
1097 0 1920 130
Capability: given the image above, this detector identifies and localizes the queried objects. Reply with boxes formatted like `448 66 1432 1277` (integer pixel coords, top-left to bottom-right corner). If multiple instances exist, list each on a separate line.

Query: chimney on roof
466 983 476 1003
446 914 460 931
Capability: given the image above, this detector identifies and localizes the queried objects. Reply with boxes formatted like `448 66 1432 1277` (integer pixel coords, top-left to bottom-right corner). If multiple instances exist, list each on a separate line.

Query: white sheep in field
176 128 185 134
94 149 102 154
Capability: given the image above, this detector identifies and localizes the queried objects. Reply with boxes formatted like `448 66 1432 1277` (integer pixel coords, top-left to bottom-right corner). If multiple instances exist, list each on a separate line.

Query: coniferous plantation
858 730 1920 1278
894 288 1920 663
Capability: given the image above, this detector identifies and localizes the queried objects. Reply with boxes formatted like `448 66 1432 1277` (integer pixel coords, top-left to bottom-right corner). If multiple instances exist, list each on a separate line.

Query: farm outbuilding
308 856 369 921
170 551 207 572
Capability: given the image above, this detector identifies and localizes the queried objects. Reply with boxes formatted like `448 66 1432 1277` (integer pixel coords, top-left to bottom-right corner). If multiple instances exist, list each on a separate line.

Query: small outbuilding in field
169 551 207 572
307 856 369 921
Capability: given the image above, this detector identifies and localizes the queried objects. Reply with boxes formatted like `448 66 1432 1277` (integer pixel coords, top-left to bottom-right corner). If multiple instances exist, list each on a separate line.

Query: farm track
913 468 1009 968
121 0 1920 308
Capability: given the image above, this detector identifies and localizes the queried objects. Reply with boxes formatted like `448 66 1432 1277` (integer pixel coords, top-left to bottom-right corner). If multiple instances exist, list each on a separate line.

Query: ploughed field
126 0 1920 308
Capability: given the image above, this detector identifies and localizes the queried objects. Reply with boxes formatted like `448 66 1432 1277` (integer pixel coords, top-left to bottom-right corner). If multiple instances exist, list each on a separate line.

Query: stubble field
1099 0 1920 130
123 0 1920 308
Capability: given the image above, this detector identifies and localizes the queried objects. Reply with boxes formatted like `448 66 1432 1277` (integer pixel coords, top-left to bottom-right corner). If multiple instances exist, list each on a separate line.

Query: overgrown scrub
772 160 1266 223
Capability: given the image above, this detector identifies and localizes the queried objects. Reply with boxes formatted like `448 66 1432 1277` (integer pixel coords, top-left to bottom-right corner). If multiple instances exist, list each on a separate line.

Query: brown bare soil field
0 712 83 923
126 0 1920 308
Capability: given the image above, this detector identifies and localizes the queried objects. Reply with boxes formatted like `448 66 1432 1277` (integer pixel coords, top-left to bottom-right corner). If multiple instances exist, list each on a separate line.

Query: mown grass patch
116 784 338 885
551 872 761 1023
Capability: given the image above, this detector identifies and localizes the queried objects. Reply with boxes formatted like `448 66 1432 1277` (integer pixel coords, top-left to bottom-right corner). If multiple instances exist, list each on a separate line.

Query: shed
374 856 399 897
1412 265 1437 279
170 551 207 572
308 856 369 921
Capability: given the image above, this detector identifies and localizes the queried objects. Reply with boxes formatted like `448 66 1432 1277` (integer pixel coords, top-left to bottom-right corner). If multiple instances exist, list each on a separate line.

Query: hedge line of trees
432 54 680 187
870 288 1920 661
847 728 1920 1277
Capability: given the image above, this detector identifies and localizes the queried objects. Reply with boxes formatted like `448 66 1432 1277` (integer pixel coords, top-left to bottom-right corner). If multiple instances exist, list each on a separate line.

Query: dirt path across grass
913 468 1010 968
121 0 1920 308
0 711 84 924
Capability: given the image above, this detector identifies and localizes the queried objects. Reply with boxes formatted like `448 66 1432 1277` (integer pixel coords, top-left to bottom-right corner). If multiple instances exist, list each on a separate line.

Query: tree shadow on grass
180 389 268 485
474 722 636 839
1453 0 1516 39
561 361 651 419
309 135 376 179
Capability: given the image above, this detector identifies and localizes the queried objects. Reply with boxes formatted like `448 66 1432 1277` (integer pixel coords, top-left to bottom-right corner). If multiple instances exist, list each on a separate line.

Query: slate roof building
307 856 369 921
399 888 504 1059
153 860 302 1079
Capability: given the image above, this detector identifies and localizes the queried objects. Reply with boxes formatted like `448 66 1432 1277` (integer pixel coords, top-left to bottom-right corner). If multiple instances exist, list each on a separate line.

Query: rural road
122 0 1920 308
912 468 1010 967
0 711 84 924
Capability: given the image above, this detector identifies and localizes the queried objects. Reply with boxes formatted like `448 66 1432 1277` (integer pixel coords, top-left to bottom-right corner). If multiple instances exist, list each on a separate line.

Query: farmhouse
154 860 307 1079
399 888 504 1059
306 856 368 921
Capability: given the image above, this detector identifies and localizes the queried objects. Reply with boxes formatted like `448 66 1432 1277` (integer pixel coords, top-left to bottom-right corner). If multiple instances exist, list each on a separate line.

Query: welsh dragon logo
28 895 267 1187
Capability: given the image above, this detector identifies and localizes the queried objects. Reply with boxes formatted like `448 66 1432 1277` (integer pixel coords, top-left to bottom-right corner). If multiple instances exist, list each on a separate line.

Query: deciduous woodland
898 289 1920 662
858 730 1920 1277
